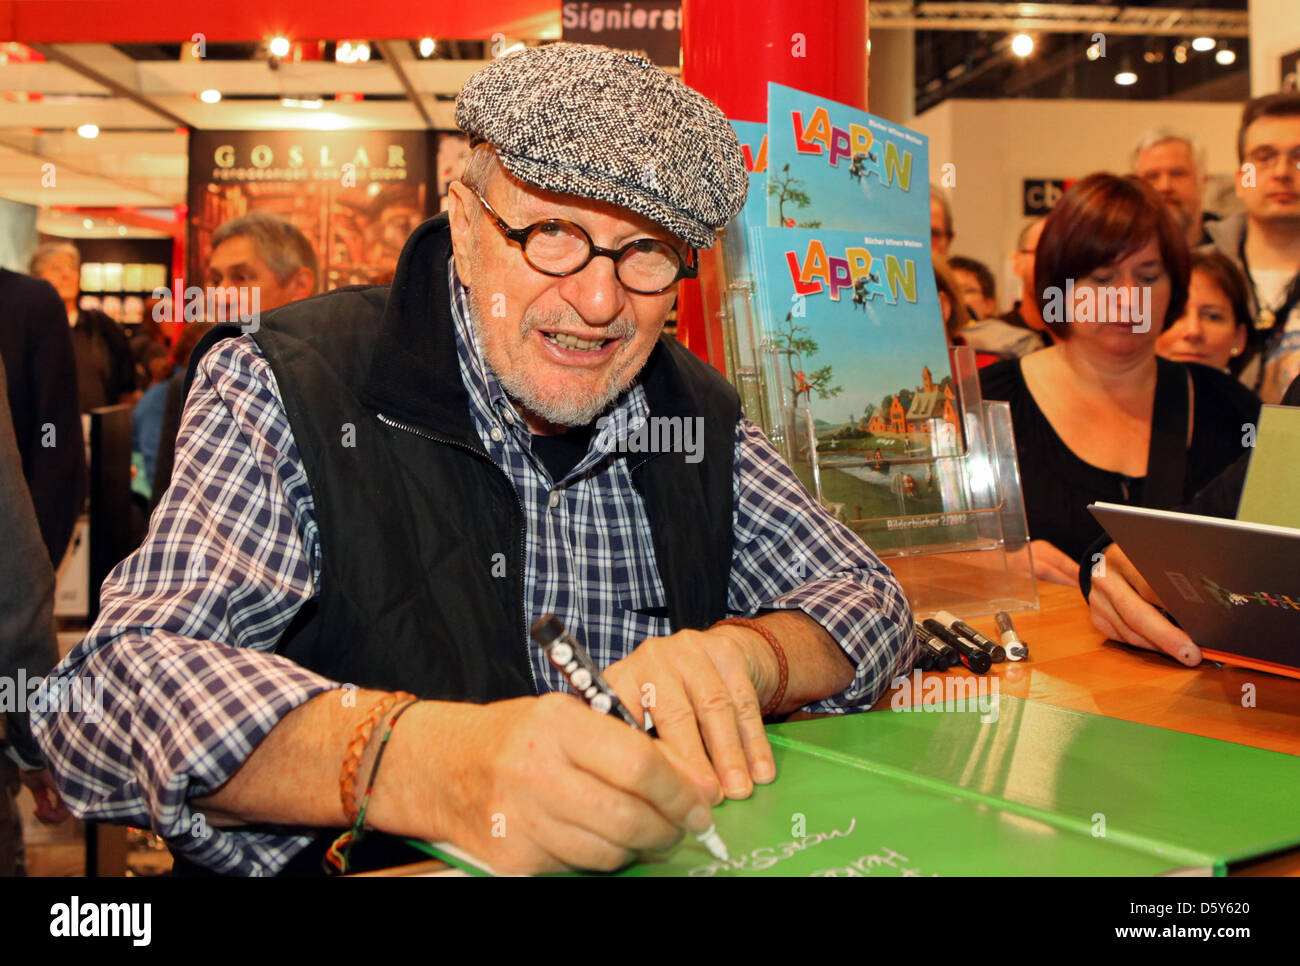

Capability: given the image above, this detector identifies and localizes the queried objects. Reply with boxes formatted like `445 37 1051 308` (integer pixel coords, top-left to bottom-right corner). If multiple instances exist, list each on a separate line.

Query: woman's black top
980 356 1260 562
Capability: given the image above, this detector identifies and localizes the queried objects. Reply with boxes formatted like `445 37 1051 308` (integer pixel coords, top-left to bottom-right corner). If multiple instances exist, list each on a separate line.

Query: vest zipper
376 411 539 696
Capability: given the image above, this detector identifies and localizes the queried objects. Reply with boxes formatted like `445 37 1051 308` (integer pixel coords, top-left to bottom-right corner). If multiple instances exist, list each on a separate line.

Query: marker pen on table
921 618 991 674
529 614 730 863
913 623 955 669
994 611 1029 661
935 610 1007 663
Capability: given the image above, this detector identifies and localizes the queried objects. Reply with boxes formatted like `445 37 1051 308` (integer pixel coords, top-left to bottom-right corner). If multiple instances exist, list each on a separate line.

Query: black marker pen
935 610 1007 663
529 614 729 862
922 618 991 674
915 622 959 669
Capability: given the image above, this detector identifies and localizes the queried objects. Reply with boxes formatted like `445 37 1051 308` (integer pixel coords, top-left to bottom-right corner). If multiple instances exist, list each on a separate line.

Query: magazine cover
765 82 928 234
750 225 963 538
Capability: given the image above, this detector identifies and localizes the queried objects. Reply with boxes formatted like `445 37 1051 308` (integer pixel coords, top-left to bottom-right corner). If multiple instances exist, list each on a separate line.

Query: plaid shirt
32 262 913 875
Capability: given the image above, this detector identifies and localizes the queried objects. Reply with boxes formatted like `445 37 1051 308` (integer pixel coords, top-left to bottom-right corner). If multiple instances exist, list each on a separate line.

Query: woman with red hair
981 173 1259 586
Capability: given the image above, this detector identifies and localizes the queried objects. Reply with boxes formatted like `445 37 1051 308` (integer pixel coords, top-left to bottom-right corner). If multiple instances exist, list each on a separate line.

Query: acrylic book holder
717 227 1038 620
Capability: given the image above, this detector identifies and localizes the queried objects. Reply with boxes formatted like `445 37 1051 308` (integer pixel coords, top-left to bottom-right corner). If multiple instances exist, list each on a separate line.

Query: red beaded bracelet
713 617 789 716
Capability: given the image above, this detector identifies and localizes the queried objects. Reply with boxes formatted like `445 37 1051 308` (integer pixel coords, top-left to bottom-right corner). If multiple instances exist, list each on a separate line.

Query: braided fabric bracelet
339 691 417 827
713 617 789 716
325 697 421 875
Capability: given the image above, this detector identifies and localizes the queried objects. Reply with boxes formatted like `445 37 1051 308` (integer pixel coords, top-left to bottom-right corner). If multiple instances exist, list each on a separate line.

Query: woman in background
981 174 1259 586
1155 250 1250 373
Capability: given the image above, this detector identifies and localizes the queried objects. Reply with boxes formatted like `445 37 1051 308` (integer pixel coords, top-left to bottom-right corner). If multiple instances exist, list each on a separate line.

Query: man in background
1132 128 1217 248
151 213 318 504
31 242 137 412
1204 92 1300 403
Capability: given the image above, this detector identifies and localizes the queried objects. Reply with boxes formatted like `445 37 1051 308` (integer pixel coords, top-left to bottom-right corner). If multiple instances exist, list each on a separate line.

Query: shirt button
548 490 561 509
489 425 504 442
501 408 514 425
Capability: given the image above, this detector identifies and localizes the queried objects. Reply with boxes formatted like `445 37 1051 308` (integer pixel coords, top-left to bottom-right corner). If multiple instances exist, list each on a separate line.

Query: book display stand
717 229 1038 620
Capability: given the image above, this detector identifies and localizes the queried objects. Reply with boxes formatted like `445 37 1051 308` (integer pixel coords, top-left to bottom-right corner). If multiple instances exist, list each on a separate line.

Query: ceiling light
117 226 127 236
1011 33 1034 58
418 37 435 58
281 97 323 109
1086 43 1102 61
269 36 291 58
77 123 98 138
355 42 370 62
1216 47 1237 66
1114 70 1137 86
336 41 352 63
199 89 221 104
1192 37 1216 53
1173 43 1189 64
83 218 94 229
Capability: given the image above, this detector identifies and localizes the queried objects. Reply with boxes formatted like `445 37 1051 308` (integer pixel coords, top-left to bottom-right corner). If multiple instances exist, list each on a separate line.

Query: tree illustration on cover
773 309 841 410
768 164 823 229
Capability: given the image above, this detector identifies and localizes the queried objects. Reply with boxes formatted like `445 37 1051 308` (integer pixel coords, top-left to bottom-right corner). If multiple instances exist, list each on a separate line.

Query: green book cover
1237 404 1300 529
413 696 1300 876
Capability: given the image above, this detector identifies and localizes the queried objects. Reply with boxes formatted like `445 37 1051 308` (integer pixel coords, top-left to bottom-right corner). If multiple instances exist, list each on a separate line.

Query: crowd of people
933 90 1300 660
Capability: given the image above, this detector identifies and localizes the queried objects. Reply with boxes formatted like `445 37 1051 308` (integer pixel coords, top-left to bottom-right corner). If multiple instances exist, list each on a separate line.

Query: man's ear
446 181 476 287
289 267 316 301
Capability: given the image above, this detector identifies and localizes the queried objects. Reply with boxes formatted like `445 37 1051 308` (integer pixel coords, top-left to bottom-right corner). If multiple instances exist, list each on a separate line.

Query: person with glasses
31 43 912 877
1203 91 1300 403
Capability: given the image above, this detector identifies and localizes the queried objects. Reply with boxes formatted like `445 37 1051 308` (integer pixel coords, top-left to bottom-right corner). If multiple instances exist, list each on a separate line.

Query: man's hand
1088 543 1201 666
18 768 71 824
1030 539 1082 587
603 627 778 804
373 694 713 875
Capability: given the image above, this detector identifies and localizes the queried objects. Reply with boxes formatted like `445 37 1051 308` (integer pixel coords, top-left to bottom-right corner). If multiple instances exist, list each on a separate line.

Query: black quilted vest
191 213 740 704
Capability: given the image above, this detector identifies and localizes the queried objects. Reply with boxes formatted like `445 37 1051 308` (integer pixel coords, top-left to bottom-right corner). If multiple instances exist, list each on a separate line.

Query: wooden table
376 581 1300 875
879 580 1300 875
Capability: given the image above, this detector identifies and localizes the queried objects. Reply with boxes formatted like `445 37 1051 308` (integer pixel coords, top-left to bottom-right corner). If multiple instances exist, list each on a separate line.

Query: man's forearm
712 610 855 715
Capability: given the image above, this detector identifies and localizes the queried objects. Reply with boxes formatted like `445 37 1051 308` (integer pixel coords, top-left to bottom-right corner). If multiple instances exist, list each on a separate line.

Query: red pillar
679 0 869 369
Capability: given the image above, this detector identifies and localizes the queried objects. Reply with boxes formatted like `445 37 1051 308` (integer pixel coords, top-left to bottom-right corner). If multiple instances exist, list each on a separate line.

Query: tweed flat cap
456 43 748 249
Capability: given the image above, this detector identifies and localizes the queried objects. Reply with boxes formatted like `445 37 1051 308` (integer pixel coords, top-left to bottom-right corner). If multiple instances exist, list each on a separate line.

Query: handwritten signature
688 818 859 876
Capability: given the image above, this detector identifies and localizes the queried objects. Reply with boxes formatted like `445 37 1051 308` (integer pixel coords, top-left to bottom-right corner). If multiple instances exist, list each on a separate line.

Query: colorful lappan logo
785 240 918 305
1200 574 1300 614
790 108 914 190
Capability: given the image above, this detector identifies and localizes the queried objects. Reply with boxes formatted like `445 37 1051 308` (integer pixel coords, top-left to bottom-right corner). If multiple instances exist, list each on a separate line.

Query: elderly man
1132 128 1216 249
33 44 912 876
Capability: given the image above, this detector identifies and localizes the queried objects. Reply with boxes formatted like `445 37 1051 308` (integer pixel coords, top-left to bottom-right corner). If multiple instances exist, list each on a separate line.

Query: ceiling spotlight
1114 69 1138 86
1192 36 1216 53
269 36 291 58
1173 43 1189 64
356 42 370 62
117 226 127 236
83 218 94 229
1216 47 1237 66
1086 43 1102 61
1011 33 1034 58
77 123 98 138
336 41 352 63
199 89 221 104
418 37 435 58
